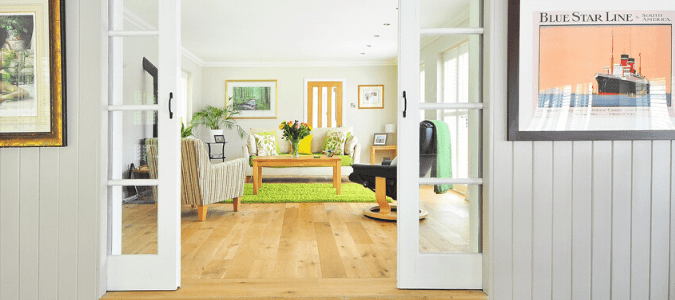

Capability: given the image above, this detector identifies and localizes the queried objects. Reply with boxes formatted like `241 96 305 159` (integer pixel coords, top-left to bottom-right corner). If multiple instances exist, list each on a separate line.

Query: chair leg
197 205 208 221
233 196 241 212
375 177 391 215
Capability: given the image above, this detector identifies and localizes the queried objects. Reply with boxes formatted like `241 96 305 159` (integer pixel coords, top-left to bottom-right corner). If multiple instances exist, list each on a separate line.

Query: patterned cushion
254 134 278 156
246 135 257 155
322 131 349 155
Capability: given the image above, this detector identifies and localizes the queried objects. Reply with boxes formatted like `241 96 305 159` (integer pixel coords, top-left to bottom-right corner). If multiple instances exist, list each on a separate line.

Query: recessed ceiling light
384 23 390 26
374 35 380 37
366 45 372 47
360 53 366 55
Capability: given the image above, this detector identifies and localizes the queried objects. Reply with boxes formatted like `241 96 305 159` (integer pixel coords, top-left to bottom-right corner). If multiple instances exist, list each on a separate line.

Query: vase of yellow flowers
279 120 312 158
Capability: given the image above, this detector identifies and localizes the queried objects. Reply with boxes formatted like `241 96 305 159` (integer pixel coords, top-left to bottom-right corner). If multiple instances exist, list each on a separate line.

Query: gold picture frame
225 79 278 119
358 85 384 109
0 0 66 147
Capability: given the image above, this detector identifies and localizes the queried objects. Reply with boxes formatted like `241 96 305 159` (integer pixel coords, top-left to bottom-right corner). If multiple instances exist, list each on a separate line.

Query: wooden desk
370 145 397 165
252 156 342 195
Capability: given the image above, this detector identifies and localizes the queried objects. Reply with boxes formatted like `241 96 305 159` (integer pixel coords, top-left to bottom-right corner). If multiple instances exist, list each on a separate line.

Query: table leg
253 161 259 195
258 166 263 188
334 161 341 195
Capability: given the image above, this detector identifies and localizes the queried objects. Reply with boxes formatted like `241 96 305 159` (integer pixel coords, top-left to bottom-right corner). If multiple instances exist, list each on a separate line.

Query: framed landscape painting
508 0 674 140
0 0 66 147
225 79 277 119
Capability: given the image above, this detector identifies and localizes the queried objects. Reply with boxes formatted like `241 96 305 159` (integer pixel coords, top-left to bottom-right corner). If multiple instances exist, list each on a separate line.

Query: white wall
0 0 103 299
486 0 675 298
181 53 201 124
198 65 398 163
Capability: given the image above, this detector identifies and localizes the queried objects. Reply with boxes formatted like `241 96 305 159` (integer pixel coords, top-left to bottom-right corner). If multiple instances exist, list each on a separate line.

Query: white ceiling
124 0 469 64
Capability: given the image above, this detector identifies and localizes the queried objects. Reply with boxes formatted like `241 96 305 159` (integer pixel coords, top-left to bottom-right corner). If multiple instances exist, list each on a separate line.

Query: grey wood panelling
592 141 613 299
612 141 632 300
1 149 20 300
552 142 573 300
651 141 670 299
532 142 553 300
488 2 675 299
632 141 652 299
512 142 532 300
572 141 592 300
0 0 101 299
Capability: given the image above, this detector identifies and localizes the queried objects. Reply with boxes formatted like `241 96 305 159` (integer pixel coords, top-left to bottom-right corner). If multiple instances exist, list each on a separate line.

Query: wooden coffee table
252 156 342 195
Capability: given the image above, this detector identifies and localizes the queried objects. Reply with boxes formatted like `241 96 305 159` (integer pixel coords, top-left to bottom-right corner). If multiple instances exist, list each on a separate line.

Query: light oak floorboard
107 180 479 299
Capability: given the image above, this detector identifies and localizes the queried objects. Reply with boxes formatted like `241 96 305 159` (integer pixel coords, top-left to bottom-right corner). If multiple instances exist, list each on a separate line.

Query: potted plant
191 103 246 142
181 122 194 138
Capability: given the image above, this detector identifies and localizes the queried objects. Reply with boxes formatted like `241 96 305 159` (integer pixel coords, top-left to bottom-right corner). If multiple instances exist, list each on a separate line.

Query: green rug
222 183 393 203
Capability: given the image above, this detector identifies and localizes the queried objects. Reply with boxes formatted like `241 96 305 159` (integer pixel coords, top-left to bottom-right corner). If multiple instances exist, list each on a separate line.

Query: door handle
402 91 407 118
168 92 174 119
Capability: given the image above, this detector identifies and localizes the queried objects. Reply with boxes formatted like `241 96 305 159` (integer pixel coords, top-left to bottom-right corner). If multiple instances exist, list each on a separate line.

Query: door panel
307 81 343 128
398 0 483 289
105 0 181 291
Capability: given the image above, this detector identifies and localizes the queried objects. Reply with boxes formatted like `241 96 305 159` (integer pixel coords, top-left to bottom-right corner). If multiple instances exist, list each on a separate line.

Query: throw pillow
299 135 313 154
322 131 351 153
256 131 280 154
254 134 278 156
344 135 358 155
246 134 257 155
322 131 349 155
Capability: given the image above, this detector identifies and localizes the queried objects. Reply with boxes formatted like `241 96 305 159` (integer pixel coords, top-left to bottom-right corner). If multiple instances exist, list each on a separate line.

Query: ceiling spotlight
384 23 390 26
360 53 366 55
374 35 380 37
366 45 372 47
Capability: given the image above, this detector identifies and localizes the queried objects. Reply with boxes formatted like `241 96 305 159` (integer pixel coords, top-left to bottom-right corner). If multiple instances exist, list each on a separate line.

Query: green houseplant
192 103 246 140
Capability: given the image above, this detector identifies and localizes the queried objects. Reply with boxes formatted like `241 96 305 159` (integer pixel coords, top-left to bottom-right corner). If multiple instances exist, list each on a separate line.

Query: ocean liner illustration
538 30 671 108
595 53 650 96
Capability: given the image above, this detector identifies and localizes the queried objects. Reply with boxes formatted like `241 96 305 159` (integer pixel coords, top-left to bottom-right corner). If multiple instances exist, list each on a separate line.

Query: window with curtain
442 41 469 192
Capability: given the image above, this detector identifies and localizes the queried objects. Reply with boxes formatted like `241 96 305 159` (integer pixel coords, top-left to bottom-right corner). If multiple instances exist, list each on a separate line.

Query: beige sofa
242 127 361 177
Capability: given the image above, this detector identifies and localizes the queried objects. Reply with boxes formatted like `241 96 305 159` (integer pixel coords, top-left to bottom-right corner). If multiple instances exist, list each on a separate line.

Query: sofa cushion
344 135 358 155
250 128 284 154
253 134 278 156
246 134 257 155
249 154 353 167
310 127 352 153
323 131 349 154
299 135 313 154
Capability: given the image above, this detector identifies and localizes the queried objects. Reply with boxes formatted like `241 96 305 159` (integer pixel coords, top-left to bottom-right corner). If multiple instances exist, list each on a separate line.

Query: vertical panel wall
0 0 104 299
487 0 675 298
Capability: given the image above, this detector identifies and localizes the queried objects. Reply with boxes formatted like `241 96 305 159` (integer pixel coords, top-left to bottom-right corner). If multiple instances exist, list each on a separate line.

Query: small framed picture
214 135 226 143
358 85 384 109
373 133 387 145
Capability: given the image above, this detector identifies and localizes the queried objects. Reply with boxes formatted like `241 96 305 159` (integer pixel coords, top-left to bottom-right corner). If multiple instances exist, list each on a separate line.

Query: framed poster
508 0 674 140
225 79 277 119
358 85 384 109
0 0 66 147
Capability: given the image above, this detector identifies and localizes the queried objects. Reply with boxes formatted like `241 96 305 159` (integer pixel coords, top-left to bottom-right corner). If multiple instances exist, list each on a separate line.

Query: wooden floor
105 179 483 299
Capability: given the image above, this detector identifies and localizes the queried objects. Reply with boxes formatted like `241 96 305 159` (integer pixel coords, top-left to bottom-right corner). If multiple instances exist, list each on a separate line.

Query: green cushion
249 154 352 167
255 131 280 154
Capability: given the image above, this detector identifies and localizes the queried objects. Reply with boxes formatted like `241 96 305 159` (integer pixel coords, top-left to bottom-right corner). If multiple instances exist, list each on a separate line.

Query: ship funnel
621 54 629 66
628 58 635 73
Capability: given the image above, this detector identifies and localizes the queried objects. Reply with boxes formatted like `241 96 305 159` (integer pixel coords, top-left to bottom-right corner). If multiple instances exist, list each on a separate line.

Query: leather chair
349 121 437 220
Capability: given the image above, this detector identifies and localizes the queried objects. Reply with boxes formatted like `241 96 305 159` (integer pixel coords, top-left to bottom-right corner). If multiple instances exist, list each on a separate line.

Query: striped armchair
146 138 246 221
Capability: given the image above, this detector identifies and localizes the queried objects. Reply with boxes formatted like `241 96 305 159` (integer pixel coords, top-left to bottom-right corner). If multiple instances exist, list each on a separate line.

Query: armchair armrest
242 145 251 164
351 143 361 164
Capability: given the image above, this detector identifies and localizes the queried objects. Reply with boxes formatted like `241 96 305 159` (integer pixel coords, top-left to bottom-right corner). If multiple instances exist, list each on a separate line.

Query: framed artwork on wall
373 133 387 145
226 79 278 119
508 0 674 140
358 85 384 109
0 0 66 147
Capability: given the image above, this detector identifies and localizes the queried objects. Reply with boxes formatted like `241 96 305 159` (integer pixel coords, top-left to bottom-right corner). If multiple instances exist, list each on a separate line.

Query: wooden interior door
307 81 342 128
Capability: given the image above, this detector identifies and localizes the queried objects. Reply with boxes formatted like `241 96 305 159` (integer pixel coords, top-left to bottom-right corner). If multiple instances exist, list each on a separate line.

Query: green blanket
429 120 453 193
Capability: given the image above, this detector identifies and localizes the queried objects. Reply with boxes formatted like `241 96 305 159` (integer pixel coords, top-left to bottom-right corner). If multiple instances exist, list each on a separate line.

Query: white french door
397 0 483 289
104 0 181 291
